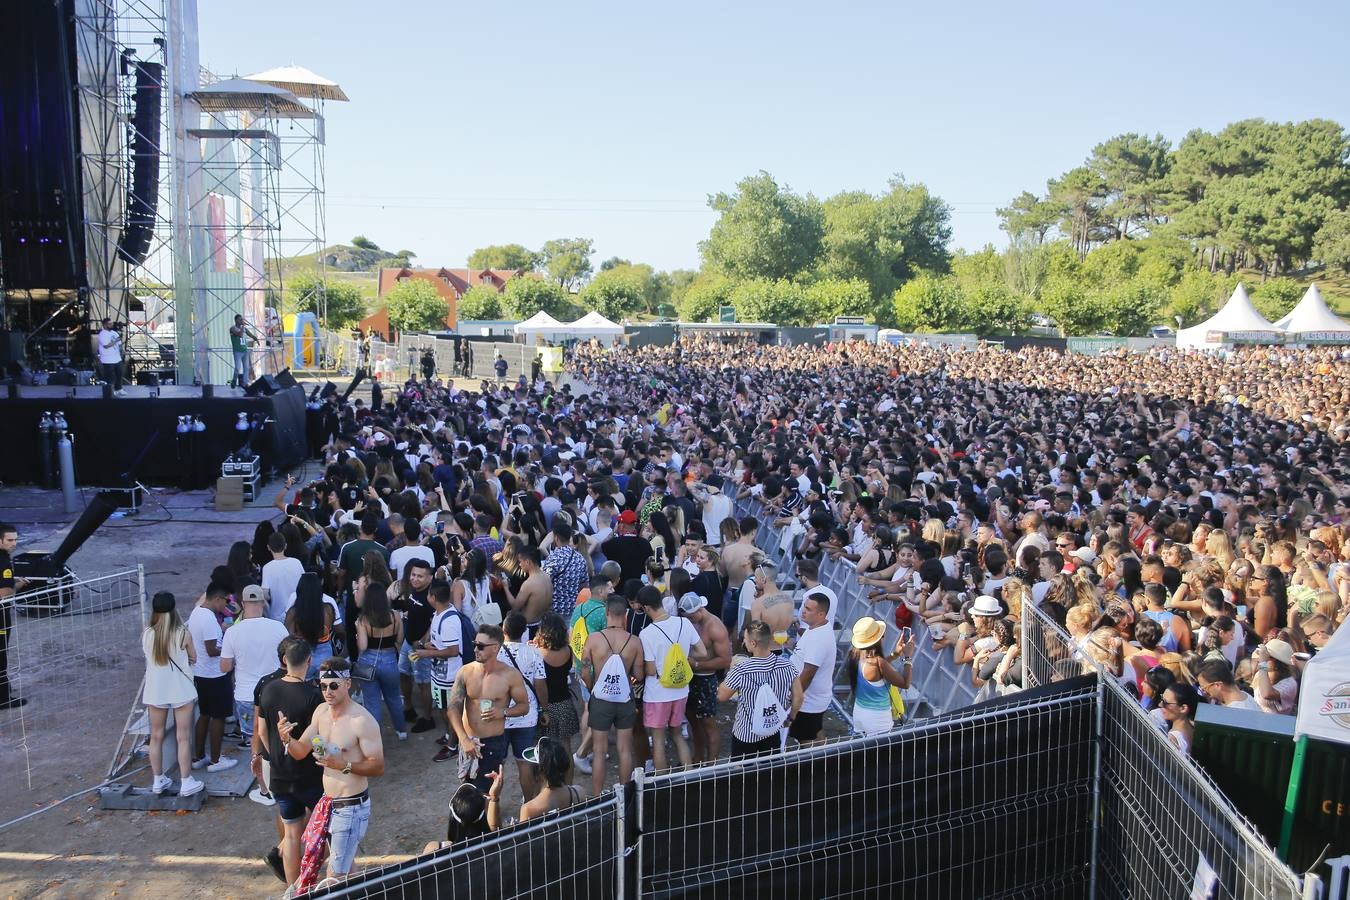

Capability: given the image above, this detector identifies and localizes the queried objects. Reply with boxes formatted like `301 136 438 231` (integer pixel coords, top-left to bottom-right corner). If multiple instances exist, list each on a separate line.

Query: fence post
634 767 645 899
614 781 626 899
1089 674 1104 899
137 563 148 628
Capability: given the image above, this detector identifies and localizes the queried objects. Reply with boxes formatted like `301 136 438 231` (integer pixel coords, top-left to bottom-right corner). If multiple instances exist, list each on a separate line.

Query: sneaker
396 731 408 741
433 746 455 763
572 753 593 774
190 756 209 770
179 776 205 797
410 717 436 734
151 775 172 795
435 733 451 746
248 787 276 807
680 723 690 740
263 845 287 883
206 756 239 773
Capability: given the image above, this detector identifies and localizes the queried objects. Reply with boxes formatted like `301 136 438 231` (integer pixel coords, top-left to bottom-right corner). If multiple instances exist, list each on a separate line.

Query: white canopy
513 311 564 337
571 311 624 334
1295 621 1350 746
1176 283 1282 349
1274 285 1350 338
244 65 349 102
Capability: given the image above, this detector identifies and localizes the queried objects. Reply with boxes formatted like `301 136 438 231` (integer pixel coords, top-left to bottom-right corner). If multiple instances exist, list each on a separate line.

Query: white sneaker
573 753 593 774
113 389 128 397
179 776 205 797
207 756 238 773
248 787 276 806
151 775 172 795
190 757 208 770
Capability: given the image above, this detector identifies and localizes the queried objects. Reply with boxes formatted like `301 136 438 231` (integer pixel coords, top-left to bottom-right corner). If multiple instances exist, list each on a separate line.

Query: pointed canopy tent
513 311 567 342
243 65 350 102
1176 284 1282 349
1273 285 1350 341
569 310 625 346
1294 620 1350 746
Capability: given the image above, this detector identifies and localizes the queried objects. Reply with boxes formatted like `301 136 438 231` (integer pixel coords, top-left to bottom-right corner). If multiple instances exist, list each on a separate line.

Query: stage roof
189 79 316 118
243 65 349 102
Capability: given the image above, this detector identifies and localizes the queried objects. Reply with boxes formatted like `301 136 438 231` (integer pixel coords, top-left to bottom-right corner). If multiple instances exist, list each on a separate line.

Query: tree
700 172 824 281
1086 133 1172 240
678 274 732 322
458 284 503 320
1250 277 1303 321
1046 166 1108 257
1167 269 1229 327
351 235 380 251
468 243 539 272
539 238 594 290
730 279 814 326
963 282 1032 335
504 276 569 319
997 191 1059 247
819 177 953 298
653 269 698 313
1314 208 1350 274
384 279 447 332
285 271 366 328
599 257 631 272
892 273 964 332
806 278 874 321
579 267 647 319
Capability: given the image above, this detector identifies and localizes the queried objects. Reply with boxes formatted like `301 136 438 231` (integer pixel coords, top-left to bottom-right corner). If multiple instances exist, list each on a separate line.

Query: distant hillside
269 243 398 304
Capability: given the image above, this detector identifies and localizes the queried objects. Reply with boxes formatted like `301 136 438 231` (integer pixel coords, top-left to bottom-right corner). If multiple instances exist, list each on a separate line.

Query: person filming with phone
846 616 915 736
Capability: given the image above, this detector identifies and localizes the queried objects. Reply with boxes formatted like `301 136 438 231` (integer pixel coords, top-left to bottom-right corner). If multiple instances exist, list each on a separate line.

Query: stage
1 383 308 487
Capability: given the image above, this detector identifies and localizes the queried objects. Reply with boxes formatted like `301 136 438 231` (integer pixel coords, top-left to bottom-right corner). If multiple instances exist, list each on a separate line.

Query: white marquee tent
1176 283 1282 349
1274 285 1350 340
569 311 625 345
1294 621 1350 746
513 311 567 342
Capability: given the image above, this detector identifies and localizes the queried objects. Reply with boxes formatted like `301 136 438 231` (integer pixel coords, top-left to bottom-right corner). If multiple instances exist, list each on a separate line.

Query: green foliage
599 257 631 271
701 172 824 281
351 235 380 251
892 273 964 332
579 266 648 319
1314 209 1350 274
997 191 1059 247
458 284 503 321
285 271 367 328
468 243 540 272
1251 277 1304 321
539 238 595 290
964 282 1032 335
384 279 447 332
654 269 698 313
730 279 814 326
1166 269 1230 327
504 277 569 319
819 178 952 297
678 274 733 323
806 278 873 321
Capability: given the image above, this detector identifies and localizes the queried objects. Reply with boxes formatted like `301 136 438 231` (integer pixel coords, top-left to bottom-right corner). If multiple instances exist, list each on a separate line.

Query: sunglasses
320 680 347 692
473 641 498 651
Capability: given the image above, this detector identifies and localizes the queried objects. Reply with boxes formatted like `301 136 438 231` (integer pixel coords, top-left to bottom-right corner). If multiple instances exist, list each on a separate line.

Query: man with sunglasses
277 658 386 885
447 623 530 791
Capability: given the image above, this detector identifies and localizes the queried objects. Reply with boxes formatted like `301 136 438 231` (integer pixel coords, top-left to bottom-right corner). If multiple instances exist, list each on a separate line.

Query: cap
677 591 707 614
617 510 638 525
241 585 266 604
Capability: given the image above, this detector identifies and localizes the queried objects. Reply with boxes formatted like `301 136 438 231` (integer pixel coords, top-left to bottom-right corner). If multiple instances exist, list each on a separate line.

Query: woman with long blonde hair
140 592 202 797
1206 530 1235 573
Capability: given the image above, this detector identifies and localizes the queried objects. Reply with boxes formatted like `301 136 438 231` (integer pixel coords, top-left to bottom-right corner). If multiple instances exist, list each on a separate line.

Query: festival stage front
1 384 308 488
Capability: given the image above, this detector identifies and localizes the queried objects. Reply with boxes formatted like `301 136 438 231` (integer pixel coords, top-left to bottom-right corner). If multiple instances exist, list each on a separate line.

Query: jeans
232 349 250 386
233 699 254 741
327 796 371 875
306 640 333 681
357 648 407 733
100 362 123 391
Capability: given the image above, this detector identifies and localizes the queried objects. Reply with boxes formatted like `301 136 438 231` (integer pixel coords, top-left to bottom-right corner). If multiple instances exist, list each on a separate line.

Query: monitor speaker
244 374 279 397
273 368 298 390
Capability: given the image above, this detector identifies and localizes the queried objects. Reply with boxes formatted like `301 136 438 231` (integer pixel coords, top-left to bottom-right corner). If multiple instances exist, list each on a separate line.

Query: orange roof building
363 266 525 337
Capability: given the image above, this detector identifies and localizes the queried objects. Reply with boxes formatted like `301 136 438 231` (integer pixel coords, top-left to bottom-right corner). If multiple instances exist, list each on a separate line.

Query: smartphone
436 521 446 534
901 627 912 644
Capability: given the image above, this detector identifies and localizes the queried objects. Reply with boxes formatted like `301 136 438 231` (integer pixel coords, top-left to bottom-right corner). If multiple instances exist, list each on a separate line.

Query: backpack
452 608 476 667
655 621 693 689
749 680 788 739
570 612 591 662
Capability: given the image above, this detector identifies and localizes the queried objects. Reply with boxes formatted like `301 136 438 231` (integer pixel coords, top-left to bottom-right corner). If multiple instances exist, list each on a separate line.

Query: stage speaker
135 372 160 387
117 61 163 266
0 0 84 289
49 368 78 387
273 368 298 390
319 381 338 399
244 374 280 397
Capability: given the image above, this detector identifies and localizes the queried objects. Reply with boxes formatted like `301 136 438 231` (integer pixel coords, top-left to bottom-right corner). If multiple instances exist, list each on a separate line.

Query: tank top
365 620 398 650
544 658 571 703
593 633 633 703
854 660 891 711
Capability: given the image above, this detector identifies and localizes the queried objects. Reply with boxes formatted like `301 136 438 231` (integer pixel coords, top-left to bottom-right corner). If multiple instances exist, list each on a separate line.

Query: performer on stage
0 524 29 709
97 318 126 396
230 314 264 389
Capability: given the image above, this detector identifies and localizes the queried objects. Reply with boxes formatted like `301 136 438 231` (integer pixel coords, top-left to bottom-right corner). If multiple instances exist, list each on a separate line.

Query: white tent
569 311 625 345
1176 283 1282 349
1294 622 1350 746
1273 285 1350 341
513 311 566 342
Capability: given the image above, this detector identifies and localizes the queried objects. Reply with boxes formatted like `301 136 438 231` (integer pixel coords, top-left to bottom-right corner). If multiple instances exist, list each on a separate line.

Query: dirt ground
0 376 788 900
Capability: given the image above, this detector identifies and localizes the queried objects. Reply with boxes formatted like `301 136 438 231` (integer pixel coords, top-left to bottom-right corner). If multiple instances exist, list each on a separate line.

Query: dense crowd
136 335 1348 893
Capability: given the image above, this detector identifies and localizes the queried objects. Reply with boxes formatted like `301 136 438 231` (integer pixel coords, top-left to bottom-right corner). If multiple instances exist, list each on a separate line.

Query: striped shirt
723 654 798 743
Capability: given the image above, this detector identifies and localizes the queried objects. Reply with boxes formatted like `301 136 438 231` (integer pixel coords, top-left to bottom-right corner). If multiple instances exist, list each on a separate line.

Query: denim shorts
233 699 254 739
327 795 371 876
397 640 433 684
505 724 538 760
273 784 324 824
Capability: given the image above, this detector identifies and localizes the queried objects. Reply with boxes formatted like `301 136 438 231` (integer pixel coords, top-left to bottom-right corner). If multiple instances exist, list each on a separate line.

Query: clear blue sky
199 0 1350 273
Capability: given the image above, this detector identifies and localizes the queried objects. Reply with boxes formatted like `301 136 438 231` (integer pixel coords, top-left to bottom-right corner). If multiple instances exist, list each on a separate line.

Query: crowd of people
136 334 1349 893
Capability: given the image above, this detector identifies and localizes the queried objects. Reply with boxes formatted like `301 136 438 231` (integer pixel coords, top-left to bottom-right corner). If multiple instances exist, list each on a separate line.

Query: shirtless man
579 596 644 796
748 564 797 654
679 592 732 763
448 623 529 791
506 545 552 634
718 517 760 635
277 658 386 883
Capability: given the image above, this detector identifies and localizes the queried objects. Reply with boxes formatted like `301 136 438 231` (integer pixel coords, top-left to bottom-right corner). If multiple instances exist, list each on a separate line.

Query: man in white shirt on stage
97 318 126 396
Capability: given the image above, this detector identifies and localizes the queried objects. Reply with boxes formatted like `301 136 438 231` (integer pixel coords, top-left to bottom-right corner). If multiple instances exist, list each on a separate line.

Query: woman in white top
1159 683 1200 756
140 592 204 797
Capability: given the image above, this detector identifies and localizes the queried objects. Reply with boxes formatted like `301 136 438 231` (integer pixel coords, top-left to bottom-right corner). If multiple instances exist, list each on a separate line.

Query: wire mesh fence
1020 600 1306 900
313 791 621 899
0 567 145 821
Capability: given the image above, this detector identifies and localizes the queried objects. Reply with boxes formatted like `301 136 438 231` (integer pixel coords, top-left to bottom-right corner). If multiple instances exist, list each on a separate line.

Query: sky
198 0 1350 274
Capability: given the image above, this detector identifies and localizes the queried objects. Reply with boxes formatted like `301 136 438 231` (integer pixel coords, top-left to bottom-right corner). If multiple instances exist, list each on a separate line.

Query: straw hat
851 617 886 649
1264 639 1295 666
